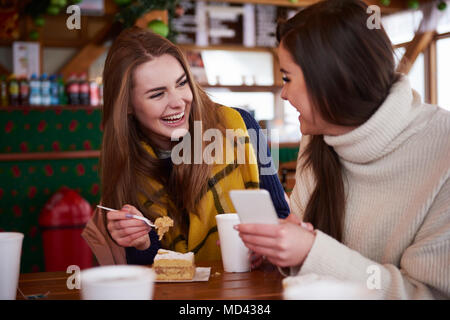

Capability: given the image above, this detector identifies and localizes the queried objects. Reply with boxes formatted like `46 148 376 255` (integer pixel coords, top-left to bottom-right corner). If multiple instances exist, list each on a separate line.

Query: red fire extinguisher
39 187 93 272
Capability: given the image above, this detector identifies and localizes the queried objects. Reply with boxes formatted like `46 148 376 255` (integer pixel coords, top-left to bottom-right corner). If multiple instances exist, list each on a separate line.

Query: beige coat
81 208 127 265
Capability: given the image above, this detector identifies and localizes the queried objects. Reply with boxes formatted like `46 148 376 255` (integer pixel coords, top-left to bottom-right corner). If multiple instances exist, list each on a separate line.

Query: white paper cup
216 213 250 273
283 273 377 300
81 265 156 300
0 232 24 300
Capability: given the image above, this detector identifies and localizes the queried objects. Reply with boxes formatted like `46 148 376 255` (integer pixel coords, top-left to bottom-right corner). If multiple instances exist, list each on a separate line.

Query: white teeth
162 111 184 122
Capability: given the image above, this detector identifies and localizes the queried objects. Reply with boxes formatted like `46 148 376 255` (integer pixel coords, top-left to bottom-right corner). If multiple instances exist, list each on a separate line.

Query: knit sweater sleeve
233 107 290 218
289 175 450 299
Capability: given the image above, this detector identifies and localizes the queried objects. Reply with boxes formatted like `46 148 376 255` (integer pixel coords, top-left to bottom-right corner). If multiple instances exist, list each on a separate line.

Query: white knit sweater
287 76 450 299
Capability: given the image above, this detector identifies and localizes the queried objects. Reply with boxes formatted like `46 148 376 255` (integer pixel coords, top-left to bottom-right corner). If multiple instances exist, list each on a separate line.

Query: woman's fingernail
125 214 133 219
233 225 239 230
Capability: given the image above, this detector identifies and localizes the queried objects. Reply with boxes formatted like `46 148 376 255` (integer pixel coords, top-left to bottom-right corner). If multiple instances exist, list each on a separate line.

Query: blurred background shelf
1 0 450 273
204 85 282 92
0 106 102 272
0 105 101 111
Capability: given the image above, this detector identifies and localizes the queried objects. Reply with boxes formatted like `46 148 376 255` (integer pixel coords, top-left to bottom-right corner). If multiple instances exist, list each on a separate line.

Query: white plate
155 267 211 283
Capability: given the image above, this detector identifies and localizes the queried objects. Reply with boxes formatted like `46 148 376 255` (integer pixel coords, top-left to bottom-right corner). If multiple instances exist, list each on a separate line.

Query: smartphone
229 189 279 224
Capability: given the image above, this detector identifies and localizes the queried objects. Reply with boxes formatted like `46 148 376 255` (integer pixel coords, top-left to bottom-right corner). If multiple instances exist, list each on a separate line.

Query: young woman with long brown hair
236 0 450 299
82 27 290 266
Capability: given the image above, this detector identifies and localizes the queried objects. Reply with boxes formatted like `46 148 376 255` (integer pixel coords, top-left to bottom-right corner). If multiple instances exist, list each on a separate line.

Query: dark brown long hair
101 27 225 235
277 0 399 241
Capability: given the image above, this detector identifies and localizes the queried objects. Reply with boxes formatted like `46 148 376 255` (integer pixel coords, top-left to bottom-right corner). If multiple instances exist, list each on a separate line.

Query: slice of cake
153 249 196 280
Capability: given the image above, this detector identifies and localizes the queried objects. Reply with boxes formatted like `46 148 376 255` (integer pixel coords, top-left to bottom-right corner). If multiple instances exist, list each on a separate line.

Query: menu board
172 1 300 48
256 5 300 47
255 4 278 48
173 0 198 45
207 2 244 45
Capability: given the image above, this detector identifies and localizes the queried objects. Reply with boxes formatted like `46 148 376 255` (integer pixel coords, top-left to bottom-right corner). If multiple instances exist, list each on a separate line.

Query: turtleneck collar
323 76 428 164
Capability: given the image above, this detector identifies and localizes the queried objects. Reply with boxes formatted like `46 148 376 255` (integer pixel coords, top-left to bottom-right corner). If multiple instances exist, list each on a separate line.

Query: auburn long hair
101 27 224 235
277 0 399 241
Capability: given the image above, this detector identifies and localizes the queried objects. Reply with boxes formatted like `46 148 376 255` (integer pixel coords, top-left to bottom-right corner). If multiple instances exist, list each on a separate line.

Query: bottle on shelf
66 73 80 105
40 73 51 106
49 75 59 105
79 72 90 105
0 75 8 107
19 76 30 106
8 74 19 106
98 79 103 106
29 73 41 106
89 79 99 106
57 74 68 105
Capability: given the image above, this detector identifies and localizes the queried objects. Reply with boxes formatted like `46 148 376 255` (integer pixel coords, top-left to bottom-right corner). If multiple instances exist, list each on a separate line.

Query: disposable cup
80 265 156 300
0 232 24 300
215 213 250 273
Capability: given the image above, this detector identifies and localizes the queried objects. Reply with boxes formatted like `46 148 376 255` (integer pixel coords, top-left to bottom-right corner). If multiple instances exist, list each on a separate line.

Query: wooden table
16 261 284 300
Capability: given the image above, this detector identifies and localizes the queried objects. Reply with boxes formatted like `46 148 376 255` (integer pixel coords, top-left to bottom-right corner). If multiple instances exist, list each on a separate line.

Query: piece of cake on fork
153 249 196 280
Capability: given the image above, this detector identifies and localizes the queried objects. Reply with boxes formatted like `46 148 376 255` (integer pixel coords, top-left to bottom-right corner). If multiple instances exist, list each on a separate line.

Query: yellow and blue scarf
139 106 259 262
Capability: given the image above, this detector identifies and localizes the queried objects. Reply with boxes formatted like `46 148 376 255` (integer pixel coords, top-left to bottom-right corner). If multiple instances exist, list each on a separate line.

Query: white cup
0 232 24 300
283 273 377 300
81 265 156 300
215 213 250 273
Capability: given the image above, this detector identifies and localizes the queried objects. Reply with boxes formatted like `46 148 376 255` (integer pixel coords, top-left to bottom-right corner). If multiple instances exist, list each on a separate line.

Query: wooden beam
426 39 437 104
58 21 115 79
271 48 283 87
397 30 435 74
104 0 119 15
397 2 438 75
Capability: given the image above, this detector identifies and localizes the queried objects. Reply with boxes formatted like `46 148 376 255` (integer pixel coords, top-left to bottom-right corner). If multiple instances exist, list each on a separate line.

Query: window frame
395 31 450 105
434 31 450 106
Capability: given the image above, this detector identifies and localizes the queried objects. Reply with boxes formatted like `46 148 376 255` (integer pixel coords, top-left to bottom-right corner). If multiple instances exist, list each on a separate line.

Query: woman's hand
250 251 265 270
235 219 316 268
284 213 314 232
247 215 313 270
106 204 151 250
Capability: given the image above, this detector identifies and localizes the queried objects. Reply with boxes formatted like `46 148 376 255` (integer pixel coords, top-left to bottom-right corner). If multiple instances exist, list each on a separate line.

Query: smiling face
278 42 353 136
278 43 323 136
131 54 193 150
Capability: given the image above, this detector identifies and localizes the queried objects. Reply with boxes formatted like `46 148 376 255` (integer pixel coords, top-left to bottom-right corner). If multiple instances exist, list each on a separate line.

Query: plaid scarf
140 106 260 262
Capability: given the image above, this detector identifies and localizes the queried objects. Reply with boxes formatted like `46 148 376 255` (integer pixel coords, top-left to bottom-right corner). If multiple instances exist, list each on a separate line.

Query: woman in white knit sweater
236 0 449 299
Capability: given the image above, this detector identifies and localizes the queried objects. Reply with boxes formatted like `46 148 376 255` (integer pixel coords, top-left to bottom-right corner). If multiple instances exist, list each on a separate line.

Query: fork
97 205 155 227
